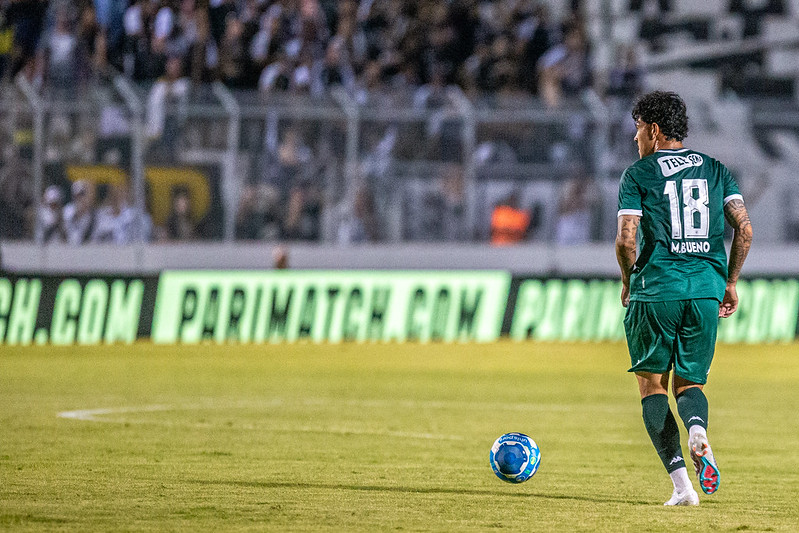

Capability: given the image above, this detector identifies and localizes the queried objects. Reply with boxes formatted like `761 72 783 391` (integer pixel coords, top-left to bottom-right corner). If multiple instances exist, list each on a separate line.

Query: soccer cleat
689 433 720 495
664 488 700 506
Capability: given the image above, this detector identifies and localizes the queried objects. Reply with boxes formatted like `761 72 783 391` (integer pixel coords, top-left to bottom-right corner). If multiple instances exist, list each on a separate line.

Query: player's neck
656 139 684 152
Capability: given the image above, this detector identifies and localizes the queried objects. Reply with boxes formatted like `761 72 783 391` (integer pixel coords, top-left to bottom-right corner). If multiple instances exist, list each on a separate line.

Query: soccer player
615 91 753 506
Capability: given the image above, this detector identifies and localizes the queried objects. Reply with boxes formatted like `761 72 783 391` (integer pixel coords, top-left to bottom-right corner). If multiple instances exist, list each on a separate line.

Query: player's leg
673 298 721 494
674 377 719 494
636 372 698 506
625 300 697 505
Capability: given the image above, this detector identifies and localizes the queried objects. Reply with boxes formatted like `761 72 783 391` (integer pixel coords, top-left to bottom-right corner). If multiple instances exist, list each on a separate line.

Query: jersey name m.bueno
617 148 742 303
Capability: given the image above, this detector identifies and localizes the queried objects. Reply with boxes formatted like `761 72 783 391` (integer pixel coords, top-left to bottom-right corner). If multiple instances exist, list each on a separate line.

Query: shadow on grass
186 479 651 505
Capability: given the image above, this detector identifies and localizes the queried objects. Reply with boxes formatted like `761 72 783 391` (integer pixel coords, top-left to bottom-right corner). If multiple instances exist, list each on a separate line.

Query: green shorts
623 298 720 385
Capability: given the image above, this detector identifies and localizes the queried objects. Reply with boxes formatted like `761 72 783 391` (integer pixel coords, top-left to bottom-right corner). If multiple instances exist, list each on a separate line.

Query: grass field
2 341 798 532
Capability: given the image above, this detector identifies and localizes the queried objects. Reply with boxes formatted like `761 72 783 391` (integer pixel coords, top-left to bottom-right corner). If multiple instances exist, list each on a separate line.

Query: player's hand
719 283 738 318
621 283 630 308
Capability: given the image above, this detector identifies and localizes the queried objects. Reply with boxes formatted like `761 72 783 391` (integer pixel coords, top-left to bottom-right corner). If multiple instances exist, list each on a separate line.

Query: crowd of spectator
0 0 613 246
3 0 792 246
0 176 216 244
31 180 154 244
1 0 602 105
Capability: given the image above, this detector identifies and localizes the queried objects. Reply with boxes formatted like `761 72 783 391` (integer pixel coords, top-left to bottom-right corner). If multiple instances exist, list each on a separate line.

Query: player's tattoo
723 199 753 284
619 216 640 246
615 215 640 284
724 199 751 234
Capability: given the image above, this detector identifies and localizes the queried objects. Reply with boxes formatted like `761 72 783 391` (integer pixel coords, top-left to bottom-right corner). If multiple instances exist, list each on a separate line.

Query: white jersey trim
618 209 643 217
723 194 743 205
657 148 689 153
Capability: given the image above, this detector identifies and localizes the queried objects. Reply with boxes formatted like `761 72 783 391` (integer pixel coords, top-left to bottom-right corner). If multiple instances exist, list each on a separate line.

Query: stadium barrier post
212 81 241 243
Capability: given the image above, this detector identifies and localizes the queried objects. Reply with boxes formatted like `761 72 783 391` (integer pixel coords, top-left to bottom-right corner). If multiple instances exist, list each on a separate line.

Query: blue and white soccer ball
490 432 541 483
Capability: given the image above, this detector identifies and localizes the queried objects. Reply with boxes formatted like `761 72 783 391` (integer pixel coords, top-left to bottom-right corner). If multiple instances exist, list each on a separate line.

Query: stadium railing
2 77 798 255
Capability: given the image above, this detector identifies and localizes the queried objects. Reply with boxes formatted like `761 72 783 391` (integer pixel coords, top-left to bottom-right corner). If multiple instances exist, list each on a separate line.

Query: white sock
689 425 707 441
670 467 693 493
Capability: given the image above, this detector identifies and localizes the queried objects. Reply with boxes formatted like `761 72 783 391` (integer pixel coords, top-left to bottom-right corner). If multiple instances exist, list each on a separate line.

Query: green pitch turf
2 341 798 532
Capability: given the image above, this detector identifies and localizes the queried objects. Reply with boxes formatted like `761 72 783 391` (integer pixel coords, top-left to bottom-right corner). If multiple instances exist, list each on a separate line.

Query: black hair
631 91 688 141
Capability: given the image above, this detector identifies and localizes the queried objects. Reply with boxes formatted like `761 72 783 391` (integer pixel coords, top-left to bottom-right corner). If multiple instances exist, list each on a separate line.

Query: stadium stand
0 0 798 247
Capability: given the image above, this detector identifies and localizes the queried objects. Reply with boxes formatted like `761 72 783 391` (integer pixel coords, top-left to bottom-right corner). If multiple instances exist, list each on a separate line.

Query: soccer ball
490 432 541 483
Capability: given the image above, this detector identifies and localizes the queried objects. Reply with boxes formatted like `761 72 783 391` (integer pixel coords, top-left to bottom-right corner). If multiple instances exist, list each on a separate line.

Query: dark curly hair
631 91 689 142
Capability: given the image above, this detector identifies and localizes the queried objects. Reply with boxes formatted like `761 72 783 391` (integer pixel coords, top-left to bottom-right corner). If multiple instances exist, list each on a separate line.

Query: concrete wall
2 242 796 276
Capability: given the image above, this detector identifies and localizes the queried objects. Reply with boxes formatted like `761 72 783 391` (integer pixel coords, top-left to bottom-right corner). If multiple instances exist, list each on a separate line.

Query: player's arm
615 214 640 307
720 198 753 318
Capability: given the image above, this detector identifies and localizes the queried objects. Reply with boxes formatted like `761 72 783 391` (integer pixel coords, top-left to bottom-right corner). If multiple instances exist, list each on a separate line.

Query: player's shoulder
621 156 657 181
682 148 726 168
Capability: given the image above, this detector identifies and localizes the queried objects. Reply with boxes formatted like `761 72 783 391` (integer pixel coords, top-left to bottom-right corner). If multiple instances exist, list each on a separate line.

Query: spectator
404 164 467 241
786 188 799 242
92 183 153 244
414 62 449 109
283 181 322 241
414 63 461 161
93 0 125 56
217 14 247 87
122 0 146 77
35 185 67 243
313 36 355 96
353 59 389 104
249 10 280 73
478 32 518 93
162 10 194 62
208 0 236 45
554 177 594 245
337 184 380 244
143 1 170 79
4 0 47 77
63 180 97 245
440 164 467 241
0 13 13 81
39 8 80 94
235 183 263 240
421 6 460 83
145 55 190 160
164 186 198 240
360 125 397 204
538 23 591 108
607 44 644 98
629 0 672 13
516 4 557 94
77 4 104 74
289 46 316 95
258 52 293 93
153 0 176 45
272 244 289 268
0 157 34 240
274 127 313 193
235 183 282 240
332 3 366 72
490 192 531 245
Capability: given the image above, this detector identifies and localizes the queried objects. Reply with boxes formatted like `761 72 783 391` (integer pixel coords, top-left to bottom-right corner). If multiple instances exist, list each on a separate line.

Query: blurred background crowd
1 0 601 100
1 0 798 246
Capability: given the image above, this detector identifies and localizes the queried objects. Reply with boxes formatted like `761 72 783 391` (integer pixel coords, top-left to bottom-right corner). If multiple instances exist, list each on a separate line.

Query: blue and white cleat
689 433 720 495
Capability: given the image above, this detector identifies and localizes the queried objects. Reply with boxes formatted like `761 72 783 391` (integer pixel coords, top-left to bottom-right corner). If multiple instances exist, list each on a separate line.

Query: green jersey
618 148 742 303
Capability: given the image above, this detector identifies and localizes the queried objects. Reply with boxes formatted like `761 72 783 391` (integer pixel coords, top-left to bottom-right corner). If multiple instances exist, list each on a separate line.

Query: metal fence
2 76 797 246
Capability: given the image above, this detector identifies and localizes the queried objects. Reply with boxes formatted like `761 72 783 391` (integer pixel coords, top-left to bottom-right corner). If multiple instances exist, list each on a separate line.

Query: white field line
297 398 630 413
56 402 466 441
58 398 629 417
57 399 629 442
58 405 174 421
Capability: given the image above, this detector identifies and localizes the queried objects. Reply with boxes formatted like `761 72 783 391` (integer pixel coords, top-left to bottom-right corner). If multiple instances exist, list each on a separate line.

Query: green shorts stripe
623 298 720 385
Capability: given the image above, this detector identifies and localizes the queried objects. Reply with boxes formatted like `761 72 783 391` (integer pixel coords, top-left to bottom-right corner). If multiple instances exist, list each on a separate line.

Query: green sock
676 387 709 432
641 394 686 473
